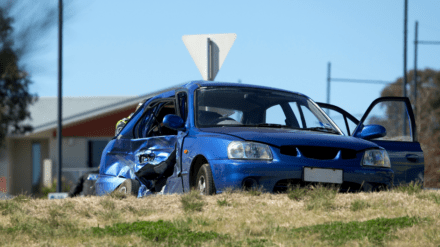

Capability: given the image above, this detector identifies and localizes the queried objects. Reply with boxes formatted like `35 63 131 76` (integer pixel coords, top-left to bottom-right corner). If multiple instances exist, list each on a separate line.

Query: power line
418 41 440 45
331 78 394 85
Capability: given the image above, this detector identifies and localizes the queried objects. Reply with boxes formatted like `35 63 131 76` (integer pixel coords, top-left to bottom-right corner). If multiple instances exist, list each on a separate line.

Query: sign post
183 33 236 81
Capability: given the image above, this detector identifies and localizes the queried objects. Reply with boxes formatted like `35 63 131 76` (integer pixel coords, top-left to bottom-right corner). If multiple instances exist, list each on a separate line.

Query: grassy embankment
1 183 439 246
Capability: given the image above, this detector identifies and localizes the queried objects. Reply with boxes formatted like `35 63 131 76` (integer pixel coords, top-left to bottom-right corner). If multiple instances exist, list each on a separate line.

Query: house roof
15 82 189 136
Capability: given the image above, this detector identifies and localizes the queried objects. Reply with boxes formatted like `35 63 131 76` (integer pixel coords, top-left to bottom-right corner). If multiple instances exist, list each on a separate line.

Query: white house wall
0 139 10 193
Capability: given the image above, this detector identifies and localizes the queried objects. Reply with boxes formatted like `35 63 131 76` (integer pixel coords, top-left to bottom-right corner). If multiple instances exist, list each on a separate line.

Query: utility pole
412 21 440 139
326 62 331 114
402 0 408 136
57 0 63 193
413 21 418 122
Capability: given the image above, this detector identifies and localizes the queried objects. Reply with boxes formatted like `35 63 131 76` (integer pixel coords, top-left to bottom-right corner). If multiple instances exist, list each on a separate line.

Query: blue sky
28 0 440 118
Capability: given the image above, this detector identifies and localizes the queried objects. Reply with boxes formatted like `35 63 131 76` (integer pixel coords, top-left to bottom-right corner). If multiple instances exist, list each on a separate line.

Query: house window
88 140 109 168
32 143 41 188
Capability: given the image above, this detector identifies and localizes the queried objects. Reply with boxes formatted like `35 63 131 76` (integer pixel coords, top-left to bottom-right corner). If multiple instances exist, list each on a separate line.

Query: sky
26 0 440 119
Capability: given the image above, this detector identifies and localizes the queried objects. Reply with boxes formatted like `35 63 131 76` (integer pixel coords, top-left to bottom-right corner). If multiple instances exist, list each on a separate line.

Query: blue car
95 81 424 197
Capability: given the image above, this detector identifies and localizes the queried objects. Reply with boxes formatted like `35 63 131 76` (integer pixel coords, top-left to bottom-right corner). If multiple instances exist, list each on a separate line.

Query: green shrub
40 177 72 198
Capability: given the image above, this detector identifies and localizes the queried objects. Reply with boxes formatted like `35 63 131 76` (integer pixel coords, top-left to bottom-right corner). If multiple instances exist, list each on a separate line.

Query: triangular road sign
182 33 236 81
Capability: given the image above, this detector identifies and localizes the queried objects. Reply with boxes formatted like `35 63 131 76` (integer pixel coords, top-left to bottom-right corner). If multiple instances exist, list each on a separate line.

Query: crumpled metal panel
95 174 127 196
97 136 178 196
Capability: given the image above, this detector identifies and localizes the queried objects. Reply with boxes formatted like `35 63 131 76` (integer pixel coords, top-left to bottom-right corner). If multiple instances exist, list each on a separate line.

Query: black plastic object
135 148 176 180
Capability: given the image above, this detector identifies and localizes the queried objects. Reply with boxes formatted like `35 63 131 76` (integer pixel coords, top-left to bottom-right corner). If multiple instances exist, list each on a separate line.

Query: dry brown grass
0 189 439 246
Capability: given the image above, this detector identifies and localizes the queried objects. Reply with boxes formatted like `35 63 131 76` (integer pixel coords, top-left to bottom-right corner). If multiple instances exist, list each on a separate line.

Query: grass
0 187 439 246
286 184 340 211
216 198 231 207
88 220 229 246
417 192 440 204
291 216 428 246
180 189 205 212
305 184 339 211
350 199 371 211
392 181 424 195
286 184 307 201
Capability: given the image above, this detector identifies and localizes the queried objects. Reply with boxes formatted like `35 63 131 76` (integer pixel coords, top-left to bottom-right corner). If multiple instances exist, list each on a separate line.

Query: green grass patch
305 184 339 211
417 192 440 205
12 194 33 203
88 220 228 246
393 181 423 195
350 199 371 211
291 216 428 246
0 200 21 216
217 198 231 207
5 210 79 239
287 184 307 201
99 197 116 210
181 190 205 212
109 190 129 200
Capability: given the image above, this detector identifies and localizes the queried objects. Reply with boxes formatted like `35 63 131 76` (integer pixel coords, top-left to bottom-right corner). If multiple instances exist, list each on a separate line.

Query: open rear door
352 97 424 185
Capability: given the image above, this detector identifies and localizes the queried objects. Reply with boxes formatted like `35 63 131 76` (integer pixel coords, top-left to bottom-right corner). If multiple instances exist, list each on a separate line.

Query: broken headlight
228 141 273 160
362 149 391 168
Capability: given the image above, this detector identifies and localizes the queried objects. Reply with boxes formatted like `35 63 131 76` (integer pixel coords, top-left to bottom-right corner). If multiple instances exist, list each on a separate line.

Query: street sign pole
57 0 63 193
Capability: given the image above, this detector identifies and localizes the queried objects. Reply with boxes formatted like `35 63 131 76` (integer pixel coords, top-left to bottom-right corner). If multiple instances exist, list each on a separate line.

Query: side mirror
163 114 185 131
354 124 386 140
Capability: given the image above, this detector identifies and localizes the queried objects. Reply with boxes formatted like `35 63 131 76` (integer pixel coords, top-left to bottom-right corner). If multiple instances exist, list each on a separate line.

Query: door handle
406 154 419 162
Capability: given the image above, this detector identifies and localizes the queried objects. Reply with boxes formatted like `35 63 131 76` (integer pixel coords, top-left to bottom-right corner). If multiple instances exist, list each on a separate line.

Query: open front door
354 97 424 185
319 98 425 186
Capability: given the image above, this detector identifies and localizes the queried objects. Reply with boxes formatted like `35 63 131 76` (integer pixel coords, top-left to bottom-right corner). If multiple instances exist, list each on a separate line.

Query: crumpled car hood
200 127 378 151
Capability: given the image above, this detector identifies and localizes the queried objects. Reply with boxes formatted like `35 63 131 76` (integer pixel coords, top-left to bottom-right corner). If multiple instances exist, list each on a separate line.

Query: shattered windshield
195 87 341 134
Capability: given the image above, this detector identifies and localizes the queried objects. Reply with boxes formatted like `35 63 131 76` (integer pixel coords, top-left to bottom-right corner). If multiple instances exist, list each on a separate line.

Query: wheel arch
189 154 209 189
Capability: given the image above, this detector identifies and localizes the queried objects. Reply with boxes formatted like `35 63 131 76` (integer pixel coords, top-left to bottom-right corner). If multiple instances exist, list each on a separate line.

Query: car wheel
196 163 216 195
116 179 140 196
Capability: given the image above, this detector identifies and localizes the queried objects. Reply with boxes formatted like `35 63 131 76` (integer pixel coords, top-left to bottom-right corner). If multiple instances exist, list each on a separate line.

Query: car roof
150 80 310 100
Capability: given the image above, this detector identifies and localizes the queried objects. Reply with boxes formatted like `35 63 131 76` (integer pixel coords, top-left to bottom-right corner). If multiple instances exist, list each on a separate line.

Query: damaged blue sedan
95 81 424 197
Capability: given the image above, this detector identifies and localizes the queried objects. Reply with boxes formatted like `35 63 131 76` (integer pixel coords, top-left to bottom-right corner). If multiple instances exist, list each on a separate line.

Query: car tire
116 179 140 196
196 163 216 195
83 179 97 196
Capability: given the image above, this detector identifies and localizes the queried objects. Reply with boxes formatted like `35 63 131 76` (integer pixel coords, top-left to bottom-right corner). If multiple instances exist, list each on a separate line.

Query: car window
195 87 340 133
135 106 156 138
327 109 349 135
266 104 285 125
289 102 303 128
134 100 177 139
197 106 243 126
177 92 188 122
362 101 412 142
300 105 325 128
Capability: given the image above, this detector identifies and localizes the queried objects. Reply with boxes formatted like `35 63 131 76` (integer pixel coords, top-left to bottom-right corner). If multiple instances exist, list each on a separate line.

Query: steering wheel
208 116 236 125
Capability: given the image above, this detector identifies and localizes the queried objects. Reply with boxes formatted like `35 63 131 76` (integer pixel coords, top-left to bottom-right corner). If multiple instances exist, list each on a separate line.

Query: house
0 84 184 195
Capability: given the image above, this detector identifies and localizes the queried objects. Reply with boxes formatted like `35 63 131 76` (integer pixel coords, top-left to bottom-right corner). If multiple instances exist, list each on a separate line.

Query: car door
318 97 425 186
131 99 179 191
317 102 359 136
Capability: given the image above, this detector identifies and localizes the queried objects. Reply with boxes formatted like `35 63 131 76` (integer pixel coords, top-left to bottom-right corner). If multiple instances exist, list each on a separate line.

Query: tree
0 1 59 146
380 68 440 187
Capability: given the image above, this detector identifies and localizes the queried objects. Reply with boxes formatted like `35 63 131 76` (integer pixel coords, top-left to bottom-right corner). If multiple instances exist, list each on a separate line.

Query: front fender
181 133 241 191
